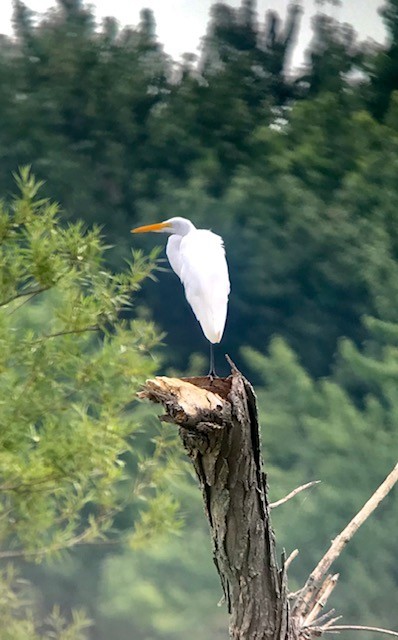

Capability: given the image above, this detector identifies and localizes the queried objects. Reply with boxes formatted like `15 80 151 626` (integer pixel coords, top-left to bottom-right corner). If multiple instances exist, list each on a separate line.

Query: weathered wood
139 365 287 640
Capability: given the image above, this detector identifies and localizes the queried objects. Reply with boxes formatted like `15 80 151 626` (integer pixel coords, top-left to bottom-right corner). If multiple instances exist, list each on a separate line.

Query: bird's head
131 217 195 237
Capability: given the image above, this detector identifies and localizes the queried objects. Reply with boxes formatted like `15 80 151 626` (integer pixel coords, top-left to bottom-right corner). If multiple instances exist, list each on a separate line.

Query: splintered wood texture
140 370 286 640
138 376 230 428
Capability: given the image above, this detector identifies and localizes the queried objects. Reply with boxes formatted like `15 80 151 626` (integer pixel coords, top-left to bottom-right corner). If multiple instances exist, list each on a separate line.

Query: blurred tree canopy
1 0 398 377
0 0 398 638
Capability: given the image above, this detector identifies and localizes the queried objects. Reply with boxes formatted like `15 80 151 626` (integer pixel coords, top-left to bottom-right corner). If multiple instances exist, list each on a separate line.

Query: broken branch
285 548 299 571
303 574 339 627
294 463 398 619
270 480 321 509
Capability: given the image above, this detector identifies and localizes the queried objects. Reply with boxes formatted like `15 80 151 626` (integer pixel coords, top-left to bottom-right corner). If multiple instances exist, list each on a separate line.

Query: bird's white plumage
166 228 230 343
132 216 230 346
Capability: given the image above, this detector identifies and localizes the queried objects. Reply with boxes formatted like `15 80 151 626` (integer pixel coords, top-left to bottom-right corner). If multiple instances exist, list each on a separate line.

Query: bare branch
325 626 398 638
285 548 299 570
270 480 321 508
294 462 398 618
310 608 338 628
303 574 339 627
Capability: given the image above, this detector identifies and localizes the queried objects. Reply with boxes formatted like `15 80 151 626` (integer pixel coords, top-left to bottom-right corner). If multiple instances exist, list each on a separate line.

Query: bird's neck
175 220 196 237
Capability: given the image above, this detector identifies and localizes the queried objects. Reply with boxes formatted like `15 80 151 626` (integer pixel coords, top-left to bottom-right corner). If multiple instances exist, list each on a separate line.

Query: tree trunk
139 361 288 640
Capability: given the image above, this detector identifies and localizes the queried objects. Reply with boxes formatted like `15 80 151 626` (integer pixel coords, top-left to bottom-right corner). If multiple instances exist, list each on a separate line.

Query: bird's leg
208 342 218 379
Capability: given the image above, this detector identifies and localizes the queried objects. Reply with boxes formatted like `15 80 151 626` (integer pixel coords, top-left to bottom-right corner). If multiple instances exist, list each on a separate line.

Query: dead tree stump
139 362 398 640
140 362 288 640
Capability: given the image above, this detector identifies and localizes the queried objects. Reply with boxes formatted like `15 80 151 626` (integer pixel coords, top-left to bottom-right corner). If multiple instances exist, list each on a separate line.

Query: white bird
131 216 230 376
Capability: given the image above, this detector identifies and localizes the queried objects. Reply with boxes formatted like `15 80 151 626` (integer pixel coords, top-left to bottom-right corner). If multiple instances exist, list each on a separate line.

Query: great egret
131 216 230 376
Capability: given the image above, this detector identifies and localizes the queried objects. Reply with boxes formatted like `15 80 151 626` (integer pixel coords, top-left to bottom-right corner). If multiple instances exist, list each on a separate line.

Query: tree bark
139 361 288 640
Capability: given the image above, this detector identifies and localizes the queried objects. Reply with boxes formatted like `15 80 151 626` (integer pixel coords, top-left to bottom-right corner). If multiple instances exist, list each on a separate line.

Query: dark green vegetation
0 0 398 638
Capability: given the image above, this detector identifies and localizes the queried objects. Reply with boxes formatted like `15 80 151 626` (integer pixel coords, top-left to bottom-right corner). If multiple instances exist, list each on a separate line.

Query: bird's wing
178 230 230 344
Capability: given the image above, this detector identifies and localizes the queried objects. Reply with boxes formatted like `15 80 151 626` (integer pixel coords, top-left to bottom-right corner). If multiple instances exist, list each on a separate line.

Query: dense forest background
0 0 398 638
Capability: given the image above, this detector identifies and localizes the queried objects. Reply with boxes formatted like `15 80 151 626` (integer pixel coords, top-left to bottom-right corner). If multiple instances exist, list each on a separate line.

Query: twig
294 463 398 618
285 548 299 570
0 508 121 560
0 474 59 492
6 289 48 316
31 325 100 343
309 616 342 636
0 286 49 308
0 529 91 560
270 481 321 508
325 626 398 638
0 536 121 560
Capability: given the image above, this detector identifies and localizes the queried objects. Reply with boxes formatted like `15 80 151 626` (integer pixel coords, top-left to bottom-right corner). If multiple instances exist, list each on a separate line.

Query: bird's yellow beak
131 221 169 234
